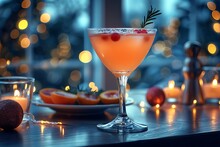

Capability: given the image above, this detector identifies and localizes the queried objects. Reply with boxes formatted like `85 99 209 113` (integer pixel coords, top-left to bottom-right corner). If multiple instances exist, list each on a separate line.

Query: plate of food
32 88 134 115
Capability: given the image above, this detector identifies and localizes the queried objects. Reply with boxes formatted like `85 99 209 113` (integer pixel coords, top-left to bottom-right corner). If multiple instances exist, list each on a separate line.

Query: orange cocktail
88 28 157 133
89 29 156 77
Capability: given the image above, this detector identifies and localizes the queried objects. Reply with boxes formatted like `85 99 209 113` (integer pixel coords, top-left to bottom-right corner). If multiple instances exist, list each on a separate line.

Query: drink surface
89 30 156 77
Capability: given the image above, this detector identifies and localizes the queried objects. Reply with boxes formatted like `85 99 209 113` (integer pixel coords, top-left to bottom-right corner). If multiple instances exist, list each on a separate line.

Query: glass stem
116 75 128 117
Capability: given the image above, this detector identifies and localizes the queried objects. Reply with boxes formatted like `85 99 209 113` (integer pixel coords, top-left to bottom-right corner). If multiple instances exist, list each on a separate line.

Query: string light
21 0 31 9
79 50 92 63
207 43 217 54
40 13 51 23
18 19 28 30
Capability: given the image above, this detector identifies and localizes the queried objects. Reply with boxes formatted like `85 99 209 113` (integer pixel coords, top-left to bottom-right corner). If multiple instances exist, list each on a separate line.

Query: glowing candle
1 90 28 112
203 78 220 98
163 80 182 100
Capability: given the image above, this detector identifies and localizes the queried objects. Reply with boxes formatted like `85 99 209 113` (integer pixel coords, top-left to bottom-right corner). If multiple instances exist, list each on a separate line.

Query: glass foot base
97 115 148 133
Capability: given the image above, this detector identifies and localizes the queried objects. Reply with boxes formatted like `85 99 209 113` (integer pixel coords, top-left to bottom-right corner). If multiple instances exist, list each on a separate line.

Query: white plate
32 96 134 115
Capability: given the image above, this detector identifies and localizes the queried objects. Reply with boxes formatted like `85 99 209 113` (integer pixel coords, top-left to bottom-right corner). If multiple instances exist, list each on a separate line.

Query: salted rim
88 28 157 34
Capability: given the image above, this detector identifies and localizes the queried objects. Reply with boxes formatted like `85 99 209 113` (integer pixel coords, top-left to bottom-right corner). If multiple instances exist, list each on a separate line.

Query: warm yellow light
193 99 197 105
20 37 31 48
212 78 218 86
89 82 98 92
6 60 10 65
212 10 220 20
40 13 51 23
213 23 220 33
79 50 92 63
140 108 145 113
207 1 216 11
18 19 28 30
181 84 185 91
199 79 203 86
168 80 175 89
65 86 70 91
155 104 160 108
33 86 36 93
207 43 217 54
89 82 95 88
171 104 176 109
139 101 145 108
91 86 98 92
14 90 20 97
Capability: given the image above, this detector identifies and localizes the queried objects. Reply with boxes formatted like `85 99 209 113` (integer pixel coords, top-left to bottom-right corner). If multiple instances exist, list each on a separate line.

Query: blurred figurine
182 41 204 105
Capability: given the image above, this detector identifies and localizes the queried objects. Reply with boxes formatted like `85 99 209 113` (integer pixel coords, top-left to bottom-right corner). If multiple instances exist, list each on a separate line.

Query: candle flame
193 99 197 105
171 104 176 109
168 80 175 89
14 90 20 97
155 104 160 108
212 78 218 86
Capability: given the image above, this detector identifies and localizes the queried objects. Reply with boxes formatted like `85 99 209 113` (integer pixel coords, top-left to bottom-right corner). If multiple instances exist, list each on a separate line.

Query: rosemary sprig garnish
141 6 161 28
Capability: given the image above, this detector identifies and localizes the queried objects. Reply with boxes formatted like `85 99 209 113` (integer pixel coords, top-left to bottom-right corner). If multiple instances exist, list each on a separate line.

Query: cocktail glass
88 28 157 133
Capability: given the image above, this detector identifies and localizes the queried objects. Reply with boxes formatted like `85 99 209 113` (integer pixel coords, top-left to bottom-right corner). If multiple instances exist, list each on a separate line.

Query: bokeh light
10 29 19 39
79 50 92 63
70 70 81 82
89 82 95 88
212 10 220 20
65 85 70 91
21 0 31 9
213 23 220 33
30 34 39 44
207 43 217 54
36 2 45 11
37 24 47 33
207 1 216 11
40 13 51 23
18 64 29 73
18 19 28 30
0 58 7 68
20 37 31 48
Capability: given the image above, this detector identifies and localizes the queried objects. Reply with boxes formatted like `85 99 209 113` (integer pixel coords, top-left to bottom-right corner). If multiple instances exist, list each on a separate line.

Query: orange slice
51 91 78 105
99 90 119 104
77 92 100 105
39 88 58 104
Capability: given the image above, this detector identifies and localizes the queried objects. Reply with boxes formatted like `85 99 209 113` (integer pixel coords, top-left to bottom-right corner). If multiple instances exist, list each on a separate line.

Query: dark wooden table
0 89 220 147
